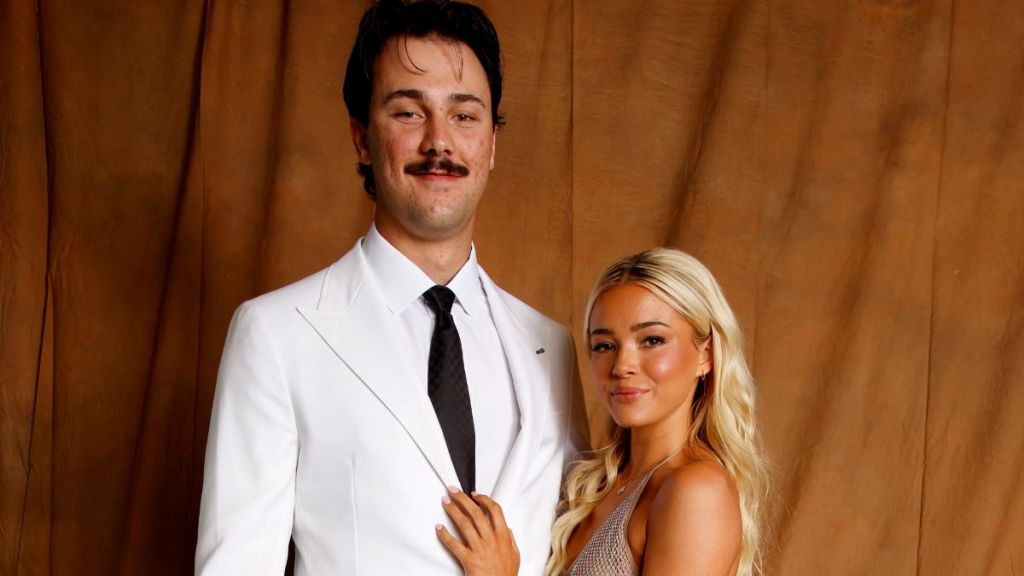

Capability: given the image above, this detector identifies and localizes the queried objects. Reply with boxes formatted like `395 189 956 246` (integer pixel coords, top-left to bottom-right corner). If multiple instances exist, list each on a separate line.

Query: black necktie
422 285 475 493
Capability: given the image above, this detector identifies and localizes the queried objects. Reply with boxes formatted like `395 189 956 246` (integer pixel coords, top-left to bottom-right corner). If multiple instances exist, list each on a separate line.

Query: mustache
404 158 470 177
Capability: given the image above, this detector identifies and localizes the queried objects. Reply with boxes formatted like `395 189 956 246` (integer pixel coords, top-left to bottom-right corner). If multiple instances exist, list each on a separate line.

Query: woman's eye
641 335 665 347
590 341 614 353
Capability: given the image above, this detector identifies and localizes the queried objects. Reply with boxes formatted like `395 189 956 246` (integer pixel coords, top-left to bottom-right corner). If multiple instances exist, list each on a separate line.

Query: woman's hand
437 486 520 576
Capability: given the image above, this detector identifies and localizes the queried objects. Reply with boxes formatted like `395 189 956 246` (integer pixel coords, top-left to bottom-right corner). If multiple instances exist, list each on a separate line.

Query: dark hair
343 0 505 197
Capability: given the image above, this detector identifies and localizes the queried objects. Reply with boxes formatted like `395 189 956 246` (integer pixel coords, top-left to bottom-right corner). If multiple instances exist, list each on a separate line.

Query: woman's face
587 283 711 434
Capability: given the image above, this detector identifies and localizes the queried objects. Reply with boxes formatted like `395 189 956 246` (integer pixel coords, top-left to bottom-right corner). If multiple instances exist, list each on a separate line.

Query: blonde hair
545 248 768 576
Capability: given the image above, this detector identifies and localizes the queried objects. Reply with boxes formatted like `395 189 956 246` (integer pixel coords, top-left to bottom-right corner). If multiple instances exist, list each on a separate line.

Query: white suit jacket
196 239 582 575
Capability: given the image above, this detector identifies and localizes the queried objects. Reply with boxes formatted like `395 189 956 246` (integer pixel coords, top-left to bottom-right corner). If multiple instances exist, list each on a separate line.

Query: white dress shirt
361 225 520 494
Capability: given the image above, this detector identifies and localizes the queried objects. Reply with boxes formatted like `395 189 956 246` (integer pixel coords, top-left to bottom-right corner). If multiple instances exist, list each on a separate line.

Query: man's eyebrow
382 89 425 105
381 90 487 109
450 93 487 108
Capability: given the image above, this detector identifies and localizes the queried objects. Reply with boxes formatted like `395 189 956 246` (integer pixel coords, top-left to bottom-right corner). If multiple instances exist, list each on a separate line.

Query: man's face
352 34 496 243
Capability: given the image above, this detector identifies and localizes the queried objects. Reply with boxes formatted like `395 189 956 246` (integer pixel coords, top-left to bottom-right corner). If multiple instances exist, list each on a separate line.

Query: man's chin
406 212 475 242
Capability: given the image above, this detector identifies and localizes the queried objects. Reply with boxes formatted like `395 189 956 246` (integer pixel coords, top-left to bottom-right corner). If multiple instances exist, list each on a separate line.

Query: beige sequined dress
566 460 668 576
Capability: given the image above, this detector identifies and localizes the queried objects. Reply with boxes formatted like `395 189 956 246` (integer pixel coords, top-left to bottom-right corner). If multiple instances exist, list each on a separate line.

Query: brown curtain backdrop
2 0 1021 574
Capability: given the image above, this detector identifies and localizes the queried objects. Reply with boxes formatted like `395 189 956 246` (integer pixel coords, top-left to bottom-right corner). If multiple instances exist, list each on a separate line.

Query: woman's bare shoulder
642 459 741 574
657 459 738 507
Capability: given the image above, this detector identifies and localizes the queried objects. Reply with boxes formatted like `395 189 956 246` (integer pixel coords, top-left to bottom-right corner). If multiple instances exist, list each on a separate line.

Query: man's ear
488 128 496 170
350 118 372 165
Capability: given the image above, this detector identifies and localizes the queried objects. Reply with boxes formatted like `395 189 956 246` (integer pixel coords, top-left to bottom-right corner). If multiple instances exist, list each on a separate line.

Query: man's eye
454 113 475 122
394 111 419 119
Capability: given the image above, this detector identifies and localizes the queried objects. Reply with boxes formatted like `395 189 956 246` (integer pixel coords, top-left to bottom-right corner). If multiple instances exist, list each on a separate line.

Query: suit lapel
296 245 460 489
482 271 552 507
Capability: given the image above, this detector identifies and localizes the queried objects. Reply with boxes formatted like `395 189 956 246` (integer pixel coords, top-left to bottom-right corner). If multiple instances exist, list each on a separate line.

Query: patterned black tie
422 285 475 493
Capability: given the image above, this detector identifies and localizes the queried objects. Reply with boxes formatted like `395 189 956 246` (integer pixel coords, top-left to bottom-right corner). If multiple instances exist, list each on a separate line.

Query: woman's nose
610 348 638 378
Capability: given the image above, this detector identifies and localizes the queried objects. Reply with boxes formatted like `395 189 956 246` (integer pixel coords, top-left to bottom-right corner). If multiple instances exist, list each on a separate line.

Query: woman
439 248 768 575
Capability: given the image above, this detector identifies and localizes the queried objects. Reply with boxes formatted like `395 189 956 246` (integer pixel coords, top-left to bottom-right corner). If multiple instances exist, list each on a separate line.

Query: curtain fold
2 0 53 574
918 1 1024 573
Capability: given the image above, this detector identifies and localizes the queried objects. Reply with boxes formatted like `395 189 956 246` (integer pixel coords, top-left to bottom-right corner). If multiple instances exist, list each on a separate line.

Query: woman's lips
610 388 648 404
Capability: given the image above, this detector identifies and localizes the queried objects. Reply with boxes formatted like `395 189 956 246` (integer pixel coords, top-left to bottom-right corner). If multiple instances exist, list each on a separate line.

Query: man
195 1 585 574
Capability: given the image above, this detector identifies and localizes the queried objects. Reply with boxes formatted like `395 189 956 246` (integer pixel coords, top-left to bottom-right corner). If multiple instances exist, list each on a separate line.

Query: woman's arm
642 462 742 575
437 487 520 576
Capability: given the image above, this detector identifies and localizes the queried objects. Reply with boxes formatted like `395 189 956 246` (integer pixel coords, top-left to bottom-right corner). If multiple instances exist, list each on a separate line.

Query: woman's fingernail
435 523 443 531
447 485 460 494
470 491 479 496
442 495 451 505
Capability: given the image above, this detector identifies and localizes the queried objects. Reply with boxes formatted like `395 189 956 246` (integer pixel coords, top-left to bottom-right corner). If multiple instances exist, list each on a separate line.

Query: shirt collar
362 224 483 317
445 246 484 318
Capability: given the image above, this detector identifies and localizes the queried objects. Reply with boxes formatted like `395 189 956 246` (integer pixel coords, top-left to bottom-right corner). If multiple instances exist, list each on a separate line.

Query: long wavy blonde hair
545 248 768 576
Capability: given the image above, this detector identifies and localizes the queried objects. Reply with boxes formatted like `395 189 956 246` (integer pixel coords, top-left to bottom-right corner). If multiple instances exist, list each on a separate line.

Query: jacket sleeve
195 301 298 574
559 325 592 461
